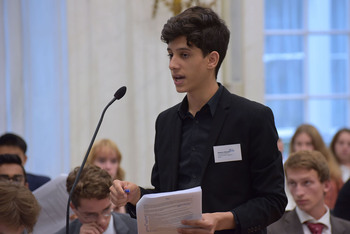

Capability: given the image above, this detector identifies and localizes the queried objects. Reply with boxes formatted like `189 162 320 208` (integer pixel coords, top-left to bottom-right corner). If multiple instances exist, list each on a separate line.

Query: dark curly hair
161 6 230 78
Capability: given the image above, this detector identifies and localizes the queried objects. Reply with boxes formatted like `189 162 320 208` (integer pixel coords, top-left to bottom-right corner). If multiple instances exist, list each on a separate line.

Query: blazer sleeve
232 105 287 233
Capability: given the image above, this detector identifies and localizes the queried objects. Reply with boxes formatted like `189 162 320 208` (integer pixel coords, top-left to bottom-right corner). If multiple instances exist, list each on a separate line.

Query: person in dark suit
268 150 350 234
55 165 137 234
110 6 286 234
333 179 350 221
0 132 50 191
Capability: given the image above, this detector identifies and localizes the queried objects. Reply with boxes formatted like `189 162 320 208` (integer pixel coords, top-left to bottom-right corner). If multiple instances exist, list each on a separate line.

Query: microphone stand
65 86 126 234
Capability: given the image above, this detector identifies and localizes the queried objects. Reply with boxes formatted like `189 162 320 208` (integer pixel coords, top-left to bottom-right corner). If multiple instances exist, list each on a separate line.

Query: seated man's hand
80 222 104 234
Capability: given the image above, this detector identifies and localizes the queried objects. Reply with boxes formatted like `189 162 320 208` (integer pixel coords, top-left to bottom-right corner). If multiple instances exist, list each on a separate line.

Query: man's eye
181 53 189 58
304 180 311 185
167 54 173 59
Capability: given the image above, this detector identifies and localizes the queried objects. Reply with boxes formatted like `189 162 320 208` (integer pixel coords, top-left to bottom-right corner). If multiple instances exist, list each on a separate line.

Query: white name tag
213 144 242 163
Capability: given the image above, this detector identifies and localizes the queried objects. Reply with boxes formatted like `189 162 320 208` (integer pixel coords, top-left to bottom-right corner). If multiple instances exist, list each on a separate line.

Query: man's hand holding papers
136 186 202 234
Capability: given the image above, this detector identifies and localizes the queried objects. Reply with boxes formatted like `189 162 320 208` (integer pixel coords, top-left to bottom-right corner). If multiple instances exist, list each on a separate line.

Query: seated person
333 179 350 221
0 154 28 187
0 181 41 234
55 164 137 234
0 133 50 191
268 150 350 234
33 138 127 233
86 138 126 213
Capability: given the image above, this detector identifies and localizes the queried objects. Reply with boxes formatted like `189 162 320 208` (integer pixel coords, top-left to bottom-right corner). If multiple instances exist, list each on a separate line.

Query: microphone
66 86 127 234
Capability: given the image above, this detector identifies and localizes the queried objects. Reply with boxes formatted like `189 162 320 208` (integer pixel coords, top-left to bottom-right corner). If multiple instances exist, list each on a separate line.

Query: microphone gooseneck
65 86 127 234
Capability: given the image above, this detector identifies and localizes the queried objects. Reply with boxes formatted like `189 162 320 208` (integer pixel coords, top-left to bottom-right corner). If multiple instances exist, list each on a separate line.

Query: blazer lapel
330 215 346 234
284 210 304 234
160 109 182 191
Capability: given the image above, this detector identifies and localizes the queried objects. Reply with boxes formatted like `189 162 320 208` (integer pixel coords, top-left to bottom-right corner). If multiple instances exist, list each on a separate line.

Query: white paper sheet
32 174 70 234
136 186 202 234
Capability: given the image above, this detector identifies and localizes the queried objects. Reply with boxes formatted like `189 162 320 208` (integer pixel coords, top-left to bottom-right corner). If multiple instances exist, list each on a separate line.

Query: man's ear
70 202 77 212
23 154 28 164
323 180 331 194
24 182 29 189
207 51 219 70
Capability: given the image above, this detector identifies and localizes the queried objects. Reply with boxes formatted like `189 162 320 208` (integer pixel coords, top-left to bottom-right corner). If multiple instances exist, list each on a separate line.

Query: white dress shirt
295 206 331 234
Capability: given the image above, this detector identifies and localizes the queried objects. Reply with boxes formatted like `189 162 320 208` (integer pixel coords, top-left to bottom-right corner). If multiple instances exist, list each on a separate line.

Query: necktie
306 222 324 234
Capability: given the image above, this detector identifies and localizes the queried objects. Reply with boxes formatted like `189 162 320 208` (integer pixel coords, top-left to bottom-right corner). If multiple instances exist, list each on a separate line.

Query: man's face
0 164 27 187
286 168 329 218
167 36 215 94
0 146 27 165
71 197 112 233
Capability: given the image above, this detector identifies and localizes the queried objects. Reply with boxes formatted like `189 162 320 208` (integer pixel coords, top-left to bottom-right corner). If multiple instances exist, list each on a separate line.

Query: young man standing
268 150 350 234
55 165 137 234
110 6 286 233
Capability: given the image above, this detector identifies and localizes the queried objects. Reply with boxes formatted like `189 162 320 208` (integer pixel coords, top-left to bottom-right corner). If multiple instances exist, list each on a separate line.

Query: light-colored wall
67 0 264 188
0 0 264 188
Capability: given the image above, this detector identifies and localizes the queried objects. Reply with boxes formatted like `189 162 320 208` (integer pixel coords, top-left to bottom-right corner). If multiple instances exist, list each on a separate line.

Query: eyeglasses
76 207 113 222
0 174 24 184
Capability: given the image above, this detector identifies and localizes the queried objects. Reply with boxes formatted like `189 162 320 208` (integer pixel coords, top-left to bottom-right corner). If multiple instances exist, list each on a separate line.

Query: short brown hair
67 164 112 208
0 181 40 232
284 150 330 183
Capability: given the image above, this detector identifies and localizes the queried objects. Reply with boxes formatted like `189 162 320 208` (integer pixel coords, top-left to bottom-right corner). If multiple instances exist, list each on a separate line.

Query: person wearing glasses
0 154 28 187
55 164 137 234
0 132 51 191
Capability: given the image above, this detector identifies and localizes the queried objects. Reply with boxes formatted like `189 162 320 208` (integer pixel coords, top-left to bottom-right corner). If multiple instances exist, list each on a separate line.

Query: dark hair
0 133 27 153
0 154 28 183
161 6 230 78
67 164 112 207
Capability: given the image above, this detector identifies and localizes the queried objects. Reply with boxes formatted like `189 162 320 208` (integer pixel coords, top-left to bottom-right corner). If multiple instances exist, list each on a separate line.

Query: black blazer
137 86 287 234
27 172 50 191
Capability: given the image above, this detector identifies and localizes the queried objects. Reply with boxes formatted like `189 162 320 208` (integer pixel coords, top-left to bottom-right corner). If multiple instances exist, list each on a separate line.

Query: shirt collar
295 206 331 230
178 83 223 118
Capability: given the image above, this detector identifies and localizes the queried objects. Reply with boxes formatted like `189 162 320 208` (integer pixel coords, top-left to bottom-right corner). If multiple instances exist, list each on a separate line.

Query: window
264 0 350 155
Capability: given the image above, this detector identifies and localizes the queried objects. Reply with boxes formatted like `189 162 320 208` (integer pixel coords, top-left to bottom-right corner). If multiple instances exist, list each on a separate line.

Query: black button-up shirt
177 84 223 190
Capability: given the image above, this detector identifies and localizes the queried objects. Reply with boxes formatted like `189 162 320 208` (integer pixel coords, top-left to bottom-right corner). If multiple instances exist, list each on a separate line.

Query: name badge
213 144 242 163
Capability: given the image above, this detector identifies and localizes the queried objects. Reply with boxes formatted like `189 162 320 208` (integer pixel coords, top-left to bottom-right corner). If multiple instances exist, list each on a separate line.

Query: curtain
1 0 262 188
0 0 70 178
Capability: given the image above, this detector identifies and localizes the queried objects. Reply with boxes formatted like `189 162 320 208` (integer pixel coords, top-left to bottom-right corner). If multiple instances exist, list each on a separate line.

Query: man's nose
294 184 304 196
169 57 179 70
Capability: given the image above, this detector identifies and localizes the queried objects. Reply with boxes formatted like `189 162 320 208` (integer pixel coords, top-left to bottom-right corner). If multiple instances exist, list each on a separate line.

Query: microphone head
114 86 127 100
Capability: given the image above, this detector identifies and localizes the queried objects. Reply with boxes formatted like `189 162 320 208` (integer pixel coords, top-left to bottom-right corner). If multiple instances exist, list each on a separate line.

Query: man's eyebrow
167 47 191 52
